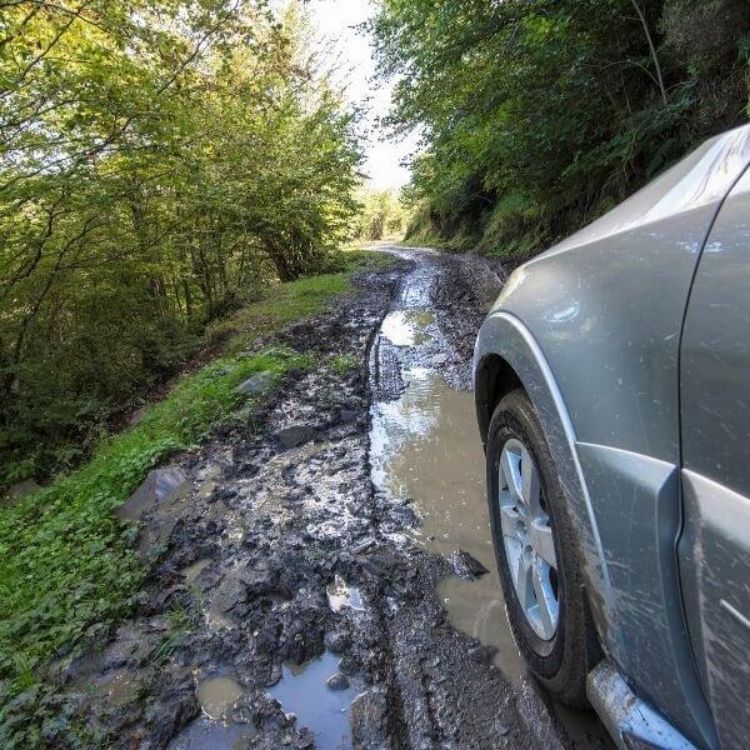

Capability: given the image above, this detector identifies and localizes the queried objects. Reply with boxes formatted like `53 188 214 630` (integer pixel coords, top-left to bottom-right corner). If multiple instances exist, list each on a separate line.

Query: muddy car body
474 124 750 749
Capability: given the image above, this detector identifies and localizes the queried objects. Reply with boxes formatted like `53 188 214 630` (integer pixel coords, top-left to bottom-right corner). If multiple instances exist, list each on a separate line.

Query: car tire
486 389 600 707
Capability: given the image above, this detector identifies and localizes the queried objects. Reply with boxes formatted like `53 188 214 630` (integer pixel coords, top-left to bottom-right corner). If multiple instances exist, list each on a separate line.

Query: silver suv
474 124 750 750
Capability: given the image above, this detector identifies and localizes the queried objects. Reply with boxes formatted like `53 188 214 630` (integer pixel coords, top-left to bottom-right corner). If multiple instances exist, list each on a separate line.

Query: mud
45 246 612 749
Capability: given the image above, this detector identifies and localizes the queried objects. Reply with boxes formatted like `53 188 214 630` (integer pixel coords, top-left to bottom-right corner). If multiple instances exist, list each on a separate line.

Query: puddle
182 558 212 584
369 264 614 749
438 573 525 680
197 675 244 721
327 575 365 613
168 718 255 750
115 465 189 522
370 367 524 679
268 651 356 749
380 310 434 346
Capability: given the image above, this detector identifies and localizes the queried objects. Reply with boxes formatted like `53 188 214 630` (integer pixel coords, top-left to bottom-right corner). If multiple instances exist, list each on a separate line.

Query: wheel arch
474 352 523 446
474 311 615 651
476 311 720 747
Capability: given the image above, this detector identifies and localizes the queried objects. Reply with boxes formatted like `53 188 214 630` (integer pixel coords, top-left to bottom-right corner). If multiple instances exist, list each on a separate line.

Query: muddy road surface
56 247 612 749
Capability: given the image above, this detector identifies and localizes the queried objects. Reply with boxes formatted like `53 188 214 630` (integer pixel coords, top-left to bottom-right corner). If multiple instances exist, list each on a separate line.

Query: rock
326 672 350 691
5 479 41 504
115 465 188 521
351 538 376 555
431 352 449 366
337 409 357 425
235 371 275 396
350 689 390 750
129 406 148 426
360 547 402 579
103 625 154 669
210 574 249 622
275 425 318 449
324 631 350 655
449 549 489 581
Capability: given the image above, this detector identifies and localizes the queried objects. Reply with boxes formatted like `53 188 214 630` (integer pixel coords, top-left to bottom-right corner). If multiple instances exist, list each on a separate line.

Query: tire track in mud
367 246 611 750
365 247 543 750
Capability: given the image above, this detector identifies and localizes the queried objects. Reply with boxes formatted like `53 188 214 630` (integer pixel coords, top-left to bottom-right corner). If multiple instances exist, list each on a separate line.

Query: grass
0 248 393 739
330 354 358 374
208 248 394 354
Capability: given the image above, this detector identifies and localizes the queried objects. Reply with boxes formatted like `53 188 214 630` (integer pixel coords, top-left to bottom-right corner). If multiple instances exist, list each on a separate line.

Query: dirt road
60 247 609 749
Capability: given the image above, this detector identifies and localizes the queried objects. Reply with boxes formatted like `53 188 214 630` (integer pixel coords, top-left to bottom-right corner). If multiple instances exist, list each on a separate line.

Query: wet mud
47 246 612 749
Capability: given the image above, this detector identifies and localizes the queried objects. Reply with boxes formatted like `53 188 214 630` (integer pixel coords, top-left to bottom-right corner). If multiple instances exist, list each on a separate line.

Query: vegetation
0 0 361 486
353 188 410 240
373 0 750 258
0 257 381 746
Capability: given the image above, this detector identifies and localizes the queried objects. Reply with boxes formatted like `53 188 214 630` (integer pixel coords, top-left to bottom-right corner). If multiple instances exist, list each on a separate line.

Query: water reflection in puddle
169 718 255 750
197 675 244 720
370 367 522 678
381 310 434 346
327 575 365 613
269 651 356 749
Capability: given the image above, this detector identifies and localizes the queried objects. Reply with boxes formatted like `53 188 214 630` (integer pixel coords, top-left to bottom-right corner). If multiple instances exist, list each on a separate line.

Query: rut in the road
367 249 537 750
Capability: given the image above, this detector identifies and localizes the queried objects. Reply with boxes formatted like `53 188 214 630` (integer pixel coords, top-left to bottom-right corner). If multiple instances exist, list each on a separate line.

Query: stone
210 574 249 623
115 466 188 521
449 549 489 581
129 406 148 426
326 672 350 691
337 409 357 425
235 371 275 396
104 625 154 669
275 425 318 449
431 352 449 366
324 631 350 655
6 479 41 504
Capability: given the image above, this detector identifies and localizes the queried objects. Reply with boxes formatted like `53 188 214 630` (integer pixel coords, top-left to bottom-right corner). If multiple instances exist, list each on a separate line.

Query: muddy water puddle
370 258 612 748
380 310 434 346
197 675 245 720
327 574 365 613
269 651 357 749
169 719 255 750
370 366 524 680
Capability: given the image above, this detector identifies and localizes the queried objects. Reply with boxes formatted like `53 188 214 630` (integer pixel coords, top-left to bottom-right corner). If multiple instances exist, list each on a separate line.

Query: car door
679 165 750 750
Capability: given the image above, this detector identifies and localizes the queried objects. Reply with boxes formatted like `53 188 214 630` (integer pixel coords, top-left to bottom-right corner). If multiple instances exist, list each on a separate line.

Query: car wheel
486 389 600 706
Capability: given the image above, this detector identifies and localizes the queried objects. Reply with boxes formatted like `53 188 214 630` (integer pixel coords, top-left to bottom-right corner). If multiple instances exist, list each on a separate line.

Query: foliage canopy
373 0 750 256
0 0 361 482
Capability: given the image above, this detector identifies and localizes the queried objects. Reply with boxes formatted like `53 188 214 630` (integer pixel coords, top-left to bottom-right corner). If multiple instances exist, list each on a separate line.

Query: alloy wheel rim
498 438 560 640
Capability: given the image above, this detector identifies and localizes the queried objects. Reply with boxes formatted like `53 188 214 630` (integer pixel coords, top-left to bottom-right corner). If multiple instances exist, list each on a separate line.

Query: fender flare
473 310 616 649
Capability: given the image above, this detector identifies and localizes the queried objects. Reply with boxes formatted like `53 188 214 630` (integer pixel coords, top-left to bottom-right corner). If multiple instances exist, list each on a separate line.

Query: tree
372 0 750 257
0 0 362 483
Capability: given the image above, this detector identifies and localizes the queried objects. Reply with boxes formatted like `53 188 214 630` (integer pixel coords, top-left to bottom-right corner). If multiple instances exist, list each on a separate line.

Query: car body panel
487 126 750 465
678 472 750 750
475 124 750 747
575 443 714 743
679 167 750 750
